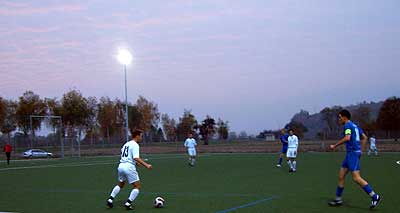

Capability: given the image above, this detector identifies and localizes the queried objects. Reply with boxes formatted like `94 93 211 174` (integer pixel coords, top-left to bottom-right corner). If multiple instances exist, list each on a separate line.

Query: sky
1 0 399 135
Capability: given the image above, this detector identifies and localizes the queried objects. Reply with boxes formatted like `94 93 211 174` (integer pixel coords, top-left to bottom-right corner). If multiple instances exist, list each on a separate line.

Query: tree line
257 97 400 140
0 90 230 145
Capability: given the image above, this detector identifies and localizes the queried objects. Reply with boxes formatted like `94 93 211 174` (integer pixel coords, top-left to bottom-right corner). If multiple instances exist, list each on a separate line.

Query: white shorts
370 145 377 150
187 148 196 156
286 148 297 158
118 163 139 184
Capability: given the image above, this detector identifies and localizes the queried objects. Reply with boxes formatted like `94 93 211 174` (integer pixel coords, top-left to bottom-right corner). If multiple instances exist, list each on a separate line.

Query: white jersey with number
288 135 298 149
184 138 197 156
287 135 299 158
184 138 197 149
119 140 140 166
117 140 140 184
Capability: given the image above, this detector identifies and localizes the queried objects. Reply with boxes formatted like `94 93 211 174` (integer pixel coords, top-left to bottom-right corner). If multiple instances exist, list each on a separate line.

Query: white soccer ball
154 196 165 208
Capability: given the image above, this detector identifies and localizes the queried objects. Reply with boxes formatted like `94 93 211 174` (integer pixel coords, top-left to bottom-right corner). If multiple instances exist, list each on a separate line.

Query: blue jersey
343 121 362 153
280 134 289 148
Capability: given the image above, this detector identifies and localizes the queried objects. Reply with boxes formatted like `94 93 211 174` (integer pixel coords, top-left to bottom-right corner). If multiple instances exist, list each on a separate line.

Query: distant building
265 133 275 141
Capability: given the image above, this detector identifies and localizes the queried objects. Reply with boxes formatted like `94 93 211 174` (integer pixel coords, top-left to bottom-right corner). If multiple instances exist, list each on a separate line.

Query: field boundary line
214 196 277 213
0 153 252 172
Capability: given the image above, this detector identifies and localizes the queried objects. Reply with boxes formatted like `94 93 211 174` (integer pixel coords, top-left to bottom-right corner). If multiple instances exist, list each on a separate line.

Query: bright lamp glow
117 49 133 65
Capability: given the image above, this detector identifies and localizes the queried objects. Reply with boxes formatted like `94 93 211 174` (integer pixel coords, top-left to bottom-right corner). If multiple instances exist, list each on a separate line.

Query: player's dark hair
132 129 143 138
339 109 351 119
288 129 294 132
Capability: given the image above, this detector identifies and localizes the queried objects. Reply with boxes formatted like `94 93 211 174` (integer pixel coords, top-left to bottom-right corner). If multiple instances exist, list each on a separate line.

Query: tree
135 96 160 142
161 113 177 142
216 118 229 140
85 97 98 146
352 106 376 136
377 96 400 139
0 99 18 143
16 91 47 137
285 121 308 139
176 110 197 141
98 97 119 143
198 115 216 145
61 89 91 141
320 106 343 139
128 104 143 134
0 97 6 127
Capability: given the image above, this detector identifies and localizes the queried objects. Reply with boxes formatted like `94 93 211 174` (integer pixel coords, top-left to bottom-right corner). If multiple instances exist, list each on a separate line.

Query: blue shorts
341 152 361 172
281 146 288 154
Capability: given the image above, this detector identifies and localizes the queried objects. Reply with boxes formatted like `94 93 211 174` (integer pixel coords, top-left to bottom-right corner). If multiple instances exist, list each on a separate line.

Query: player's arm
360 133 368 151
330 134 351 150
134 157 152 169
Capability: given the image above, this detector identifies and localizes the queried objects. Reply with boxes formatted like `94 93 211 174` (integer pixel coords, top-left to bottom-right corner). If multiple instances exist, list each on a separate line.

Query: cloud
0 3 85 16
0 26 61 38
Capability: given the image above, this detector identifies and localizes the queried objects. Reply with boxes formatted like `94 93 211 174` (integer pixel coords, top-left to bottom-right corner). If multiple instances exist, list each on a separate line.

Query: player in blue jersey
276 129 289 168
328 110 381 209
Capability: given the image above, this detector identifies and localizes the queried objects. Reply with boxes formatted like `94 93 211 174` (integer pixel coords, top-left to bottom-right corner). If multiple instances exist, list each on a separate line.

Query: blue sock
362 184 374 196
336 186 344 198
278 157 283 165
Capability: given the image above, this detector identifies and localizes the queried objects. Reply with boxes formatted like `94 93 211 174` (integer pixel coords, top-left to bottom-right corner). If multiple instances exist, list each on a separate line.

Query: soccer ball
154 196 165 208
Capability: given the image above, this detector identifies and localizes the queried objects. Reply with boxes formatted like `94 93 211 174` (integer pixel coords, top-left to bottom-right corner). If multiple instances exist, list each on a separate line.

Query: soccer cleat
328 199 343 207
124 203 134 210
370 194 382 209
276 164 281 168
289 169 293 173
106 200 113 208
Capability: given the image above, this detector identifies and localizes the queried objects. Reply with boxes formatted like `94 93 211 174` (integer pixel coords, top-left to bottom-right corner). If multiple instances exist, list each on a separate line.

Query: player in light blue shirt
328 110 381 209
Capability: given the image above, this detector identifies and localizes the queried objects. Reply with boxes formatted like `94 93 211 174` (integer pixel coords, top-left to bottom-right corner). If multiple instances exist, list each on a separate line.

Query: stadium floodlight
117 49 133 66
117 49 133 142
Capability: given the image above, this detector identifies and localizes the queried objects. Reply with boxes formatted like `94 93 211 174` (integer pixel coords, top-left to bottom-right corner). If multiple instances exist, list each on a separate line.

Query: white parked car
22 149 53 158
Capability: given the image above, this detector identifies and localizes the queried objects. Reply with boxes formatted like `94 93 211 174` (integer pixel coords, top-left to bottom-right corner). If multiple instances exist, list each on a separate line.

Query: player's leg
292 158 297 172
368 148 371 156
107 181 125 208
286 149 293 172
277 148 284 167
292 149 298 171
6 152 10 165
351 171 382 208
125 181 141 210
349 152 382 208
329 167 349 206
374 147 378 156
192 149 197 165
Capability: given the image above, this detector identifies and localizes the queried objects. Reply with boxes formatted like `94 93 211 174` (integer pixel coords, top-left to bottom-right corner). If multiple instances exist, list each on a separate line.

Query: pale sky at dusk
1 0 399 134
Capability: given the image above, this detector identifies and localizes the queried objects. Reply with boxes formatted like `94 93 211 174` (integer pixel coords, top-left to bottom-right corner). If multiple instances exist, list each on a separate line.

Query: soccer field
0 152 398 213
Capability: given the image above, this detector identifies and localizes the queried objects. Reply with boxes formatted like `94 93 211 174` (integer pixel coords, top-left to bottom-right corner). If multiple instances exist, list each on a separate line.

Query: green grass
0 152 399 213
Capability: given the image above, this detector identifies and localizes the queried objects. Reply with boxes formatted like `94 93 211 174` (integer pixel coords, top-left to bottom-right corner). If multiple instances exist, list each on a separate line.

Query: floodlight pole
124 64 129 142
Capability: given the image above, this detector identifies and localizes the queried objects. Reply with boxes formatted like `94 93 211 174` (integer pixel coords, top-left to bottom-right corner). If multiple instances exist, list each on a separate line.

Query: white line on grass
214 196 277 213
0 153 227 172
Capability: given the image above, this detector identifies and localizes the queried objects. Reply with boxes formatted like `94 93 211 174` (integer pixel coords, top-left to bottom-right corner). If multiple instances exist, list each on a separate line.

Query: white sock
293 161 297 170
110 185 121 200
127 188 140 203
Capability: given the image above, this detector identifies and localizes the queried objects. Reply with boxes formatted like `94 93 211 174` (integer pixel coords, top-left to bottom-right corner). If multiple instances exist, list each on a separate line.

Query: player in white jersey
106 130 152 210
286 129 299 172
184 133 197 166
368 135 378 156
